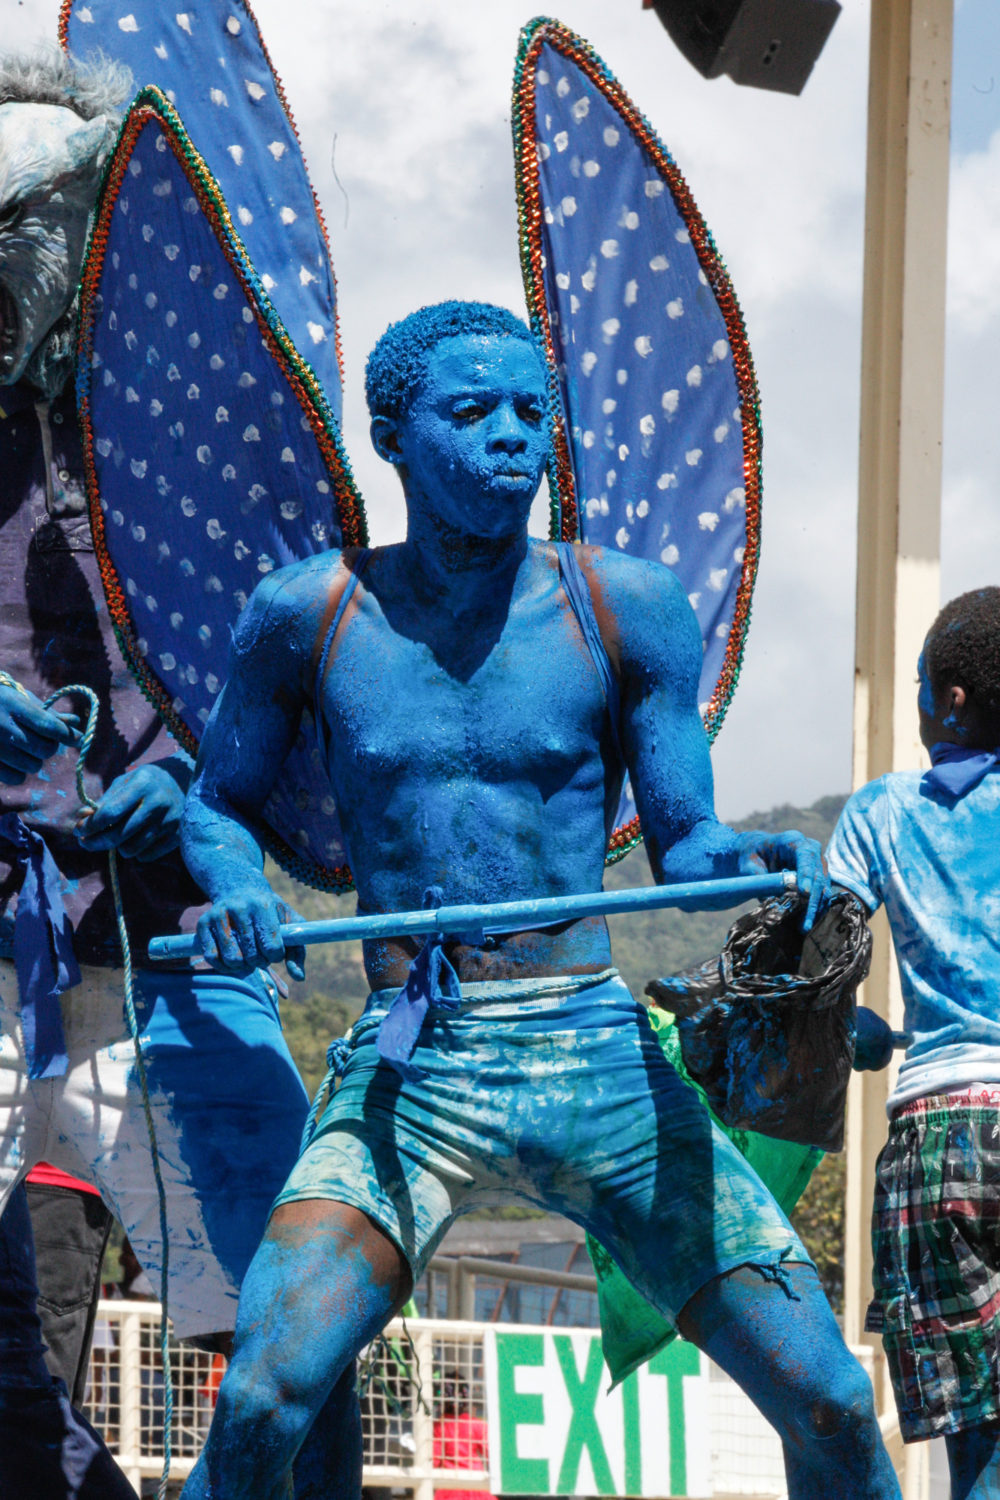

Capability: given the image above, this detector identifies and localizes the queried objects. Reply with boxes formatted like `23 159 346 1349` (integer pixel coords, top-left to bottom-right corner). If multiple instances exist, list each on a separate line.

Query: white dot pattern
84 115 351 872
531 38 750 728
65 0 343 422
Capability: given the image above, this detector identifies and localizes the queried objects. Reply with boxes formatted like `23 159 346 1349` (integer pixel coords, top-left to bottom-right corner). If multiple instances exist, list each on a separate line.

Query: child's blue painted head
919 587 1000 750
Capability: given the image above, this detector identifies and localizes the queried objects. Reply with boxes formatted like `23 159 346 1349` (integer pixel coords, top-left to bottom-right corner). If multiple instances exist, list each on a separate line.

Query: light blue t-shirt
826 770 1000 1111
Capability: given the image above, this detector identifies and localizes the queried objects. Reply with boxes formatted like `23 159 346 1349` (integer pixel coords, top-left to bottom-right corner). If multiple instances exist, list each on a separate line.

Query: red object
25 1163 101 1197
200 1353 227 1408
433 1415 497 1500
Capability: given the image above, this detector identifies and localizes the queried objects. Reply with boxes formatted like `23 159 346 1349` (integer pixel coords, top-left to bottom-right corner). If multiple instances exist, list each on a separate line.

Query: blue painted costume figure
827 588 1000 1500
180 301 900 1500
0 47 314 1497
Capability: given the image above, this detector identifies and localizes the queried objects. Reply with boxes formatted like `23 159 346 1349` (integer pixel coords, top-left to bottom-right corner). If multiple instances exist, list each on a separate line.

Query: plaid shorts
868 1090 1000 1440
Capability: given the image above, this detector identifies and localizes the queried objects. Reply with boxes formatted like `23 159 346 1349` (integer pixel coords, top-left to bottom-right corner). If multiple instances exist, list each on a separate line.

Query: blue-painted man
181 300 901 1500
828 588 1000 1500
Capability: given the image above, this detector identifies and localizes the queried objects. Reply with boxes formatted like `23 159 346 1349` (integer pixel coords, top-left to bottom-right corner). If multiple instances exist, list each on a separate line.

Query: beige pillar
844 0 952 1491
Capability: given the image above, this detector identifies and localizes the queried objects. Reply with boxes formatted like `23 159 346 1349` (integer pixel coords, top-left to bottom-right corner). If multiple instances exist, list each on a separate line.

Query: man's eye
522 405 545 424
453 403 485 422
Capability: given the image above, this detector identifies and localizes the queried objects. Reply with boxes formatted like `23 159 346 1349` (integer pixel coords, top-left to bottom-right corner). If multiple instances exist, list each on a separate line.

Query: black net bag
645 891 872 1151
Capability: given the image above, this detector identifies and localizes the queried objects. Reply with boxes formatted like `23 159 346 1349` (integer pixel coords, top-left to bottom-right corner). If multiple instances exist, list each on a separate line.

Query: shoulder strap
313 548 373 730
555 543 623 759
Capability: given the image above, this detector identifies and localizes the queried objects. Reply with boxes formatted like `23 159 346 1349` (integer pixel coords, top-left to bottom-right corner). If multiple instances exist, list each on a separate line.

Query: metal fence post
117 1306 143 1492
411 1324 436 1500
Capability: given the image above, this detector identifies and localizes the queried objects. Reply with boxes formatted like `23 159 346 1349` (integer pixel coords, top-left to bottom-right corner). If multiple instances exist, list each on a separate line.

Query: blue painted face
373 333 549 540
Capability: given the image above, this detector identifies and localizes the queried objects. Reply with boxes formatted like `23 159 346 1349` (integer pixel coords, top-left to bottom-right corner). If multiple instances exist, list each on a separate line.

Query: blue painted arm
180 563 326 977
593 550 828 927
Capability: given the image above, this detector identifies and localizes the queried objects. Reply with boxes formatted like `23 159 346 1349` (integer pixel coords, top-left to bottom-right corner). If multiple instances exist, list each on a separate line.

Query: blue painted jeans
0 1180 137 1500
275 970 810 1325
0 962 309 1338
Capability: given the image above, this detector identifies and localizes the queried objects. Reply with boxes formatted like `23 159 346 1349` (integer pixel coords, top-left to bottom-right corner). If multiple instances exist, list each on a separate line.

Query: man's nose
487 405 527 451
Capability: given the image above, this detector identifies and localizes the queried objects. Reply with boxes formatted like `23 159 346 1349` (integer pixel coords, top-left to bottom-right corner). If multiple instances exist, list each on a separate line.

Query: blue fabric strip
376 886 462 1083
0 814 79 1078
923 742 1000 799
556 543 623 760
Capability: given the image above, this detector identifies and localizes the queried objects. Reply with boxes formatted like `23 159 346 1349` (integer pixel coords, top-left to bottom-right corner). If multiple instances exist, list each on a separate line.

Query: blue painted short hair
925 587 1000 742
365 301 540 420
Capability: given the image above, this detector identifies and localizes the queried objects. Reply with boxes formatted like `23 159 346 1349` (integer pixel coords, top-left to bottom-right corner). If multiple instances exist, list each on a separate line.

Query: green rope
0 669 174 1498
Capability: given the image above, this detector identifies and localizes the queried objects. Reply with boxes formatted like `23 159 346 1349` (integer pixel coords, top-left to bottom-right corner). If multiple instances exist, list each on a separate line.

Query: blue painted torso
827 771 1000 1108
315 540 625 983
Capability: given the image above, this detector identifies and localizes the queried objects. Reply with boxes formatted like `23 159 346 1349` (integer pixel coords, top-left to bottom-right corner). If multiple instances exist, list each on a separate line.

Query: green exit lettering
495 1332 549 1493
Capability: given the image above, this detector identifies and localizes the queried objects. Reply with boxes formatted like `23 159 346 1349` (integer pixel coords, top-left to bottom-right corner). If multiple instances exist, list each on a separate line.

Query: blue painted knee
795 1358 877 1445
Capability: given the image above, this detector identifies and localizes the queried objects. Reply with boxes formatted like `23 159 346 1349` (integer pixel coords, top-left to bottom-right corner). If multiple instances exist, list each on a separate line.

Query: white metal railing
83 1302 879 1498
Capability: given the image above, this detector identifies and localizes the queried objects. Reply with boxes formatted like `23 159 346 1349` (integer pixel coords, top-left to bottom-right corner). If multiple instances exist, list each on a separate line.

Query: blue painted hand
0 682 79 785
194 882 306 982
75 761 189 863
736 829 829 931
852 1005 894 1072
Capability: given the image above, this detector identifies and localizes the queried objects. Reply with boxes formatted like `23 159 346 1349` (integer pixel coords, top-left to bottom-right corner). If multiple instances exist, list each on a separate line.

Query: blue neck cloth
376 886 462 1083
0 814 78 1078
923 742 1000 799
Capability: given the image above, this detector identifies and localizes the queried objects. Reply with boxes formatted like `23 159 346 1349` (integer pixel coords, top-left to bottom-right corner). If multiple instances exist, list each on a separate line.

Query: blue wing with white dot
63 0 343 422
514 20 762 855
77 92 364 889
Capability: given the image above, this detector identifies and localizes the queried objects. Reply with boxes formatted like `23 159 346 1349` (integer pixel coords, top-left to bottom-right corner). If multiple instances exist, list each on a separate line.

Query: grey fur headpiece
0 45 132 120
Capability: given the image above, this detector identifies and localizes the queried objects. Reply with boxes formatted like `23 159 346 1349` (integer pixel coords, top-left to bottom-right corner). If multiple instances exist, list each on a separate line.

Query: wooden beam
844 0 952 1488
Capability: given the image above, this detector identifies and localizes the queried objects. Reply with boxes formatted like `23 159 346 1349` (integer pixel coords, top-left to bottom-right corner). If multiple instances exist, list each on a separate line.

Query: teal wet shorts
274 970 810 1326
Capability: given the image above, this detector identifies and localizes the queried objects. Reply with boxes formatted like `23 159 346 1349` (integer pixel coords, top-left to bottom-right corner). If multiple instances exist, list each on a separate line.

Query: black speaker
647 0 842 95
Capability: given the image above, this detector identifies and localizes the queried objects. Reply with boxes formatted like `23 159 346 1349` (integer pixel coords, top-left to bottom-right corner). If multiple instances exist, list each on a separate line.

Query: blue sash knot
376 886 462 1083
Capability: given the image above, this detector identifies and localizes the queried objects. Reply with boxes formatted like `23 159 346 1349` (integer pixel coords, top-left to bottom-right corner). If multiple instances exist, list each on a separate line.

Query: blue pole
147 871 797 961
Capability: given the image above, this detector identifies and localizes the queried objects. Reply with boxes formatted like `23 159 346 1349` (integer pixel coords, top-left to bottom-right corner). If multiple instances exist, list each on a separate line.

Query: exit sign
484 1328 711 1497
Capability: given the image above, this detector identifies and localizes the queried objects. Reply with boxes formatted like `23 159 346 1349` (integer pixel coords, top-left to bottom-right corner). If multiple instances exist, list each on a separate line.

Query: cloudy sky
10 0 999 821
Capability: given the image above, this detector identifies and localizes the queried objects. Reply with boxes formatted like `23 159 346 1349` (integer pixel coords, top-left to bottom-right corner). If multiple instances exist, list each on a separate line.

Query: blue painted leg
945 1424 1000 1499
182 1201 410 1500
291 1363 363 1500
677 1262 901 1499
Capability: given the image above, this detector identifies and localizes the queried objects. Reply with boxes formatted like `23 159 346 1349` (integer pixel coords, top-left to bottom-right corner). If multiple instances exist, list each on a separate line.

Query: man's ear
370 415 403 465
947 684 968 719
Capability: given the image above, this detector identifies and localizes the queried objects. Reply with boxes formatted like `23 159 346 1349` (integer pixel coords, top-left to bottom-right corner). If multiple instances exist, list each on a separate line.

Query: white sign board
484 1327 710 1497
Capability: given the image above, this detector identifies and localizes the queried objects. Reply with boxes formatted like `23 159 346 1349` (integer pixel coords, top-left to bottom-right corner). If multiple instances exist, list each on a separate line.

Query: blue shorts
275 970 810 1326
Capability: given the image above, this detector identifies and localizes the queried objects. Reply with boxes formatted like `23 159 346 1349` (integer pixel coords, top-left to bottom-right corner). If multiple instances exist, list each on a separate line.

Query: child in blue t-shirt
827 587 1000 1500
